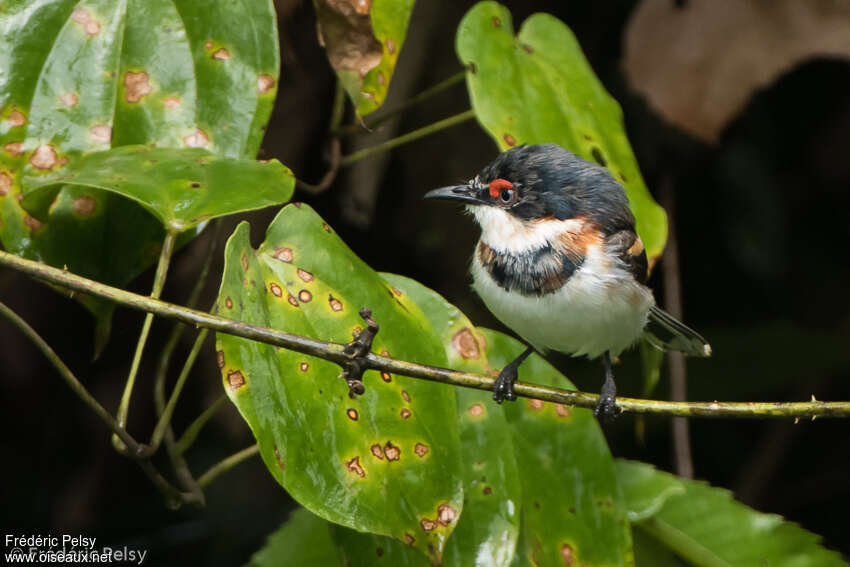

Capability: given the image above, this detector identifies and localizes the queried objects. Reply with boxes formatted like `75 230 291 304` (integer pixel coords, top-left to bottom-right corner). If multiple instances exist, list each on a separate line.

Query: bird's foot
340 308 379 398
493 366 518 404
594 352 621 421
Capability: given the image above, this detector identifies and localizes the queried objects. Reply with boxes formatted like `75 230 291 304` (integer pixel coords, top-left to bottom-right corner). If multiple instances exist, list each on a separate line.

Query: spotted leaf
314 0 415 115
456 1 668 265
481 329 634 566
22 146 294 232
215 204 462 564
380 274 521 567
0 0 279 349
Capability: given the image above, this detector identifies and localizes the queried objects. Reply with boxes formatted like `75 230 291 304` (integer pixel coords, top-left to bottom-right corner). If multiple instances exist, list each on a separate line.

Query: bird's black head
425 143 634 228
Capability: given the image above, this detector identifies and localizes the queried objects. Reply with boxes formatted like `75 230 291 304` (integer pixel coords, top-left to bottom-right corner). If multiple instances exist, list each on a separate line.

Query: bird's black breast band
477 241 583 296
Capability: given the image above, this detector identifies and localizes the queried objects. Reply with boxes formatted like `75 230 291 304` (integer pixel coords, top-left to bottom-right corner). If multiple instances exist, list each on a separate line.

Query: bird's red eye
489 178 513 199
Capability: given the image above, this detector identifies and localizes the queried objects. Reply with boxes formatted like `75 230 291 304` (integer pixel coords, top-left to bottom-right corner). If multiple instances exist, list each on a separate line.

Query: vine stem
113 229 177 452
197 445 260 489
174 394 228 456
339 109 476 167
3 250 850 419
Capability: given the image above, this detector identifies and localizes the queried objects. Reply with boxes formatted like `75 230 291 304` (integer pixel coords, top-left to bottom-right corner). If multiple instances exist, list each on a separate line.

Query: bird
424 143 710 418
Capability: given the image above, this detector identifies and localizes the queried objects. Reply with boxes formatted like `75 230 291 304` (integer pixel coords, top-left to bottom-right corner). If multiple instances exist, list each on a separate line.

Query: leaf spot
561 544 575 565
257 74 275 94
377 71 385 86
386 38 396 55
90 125 112 144
452 327 481 359
437 503 457 526
503 133 516 146
287 293 299 307
400 408 411 419
420 518 436 531
591 147 607 167
274 446 285 471
376 547 383 557
4 142 24 156
384 441 400 461
204 41 214 49
492 16 502 27
296 268 314 282
414 443 428 458
345 456 365 477
380 371 392 383
401 389 410 402
225 297 233 309
227 370 245 390
299 362 309 372
346 408 359 421
0 172 11 196
71 7 100 36
329 295 343 312
163 96 181 110
468 403 484 417
212 48 230 60
522 44 534 54
528 398 545 411
273 247 293 262
183 129 210 148
322 222 332 233
269 282 283 297
7 110 26 126
483 486 492 495
72 195 97 217
370 444 384 459
216 350 225 369
24 214 43 231
556 404 571 418
298 289 312 302
124 71 152 103
404 533 414 546
29 145 59 170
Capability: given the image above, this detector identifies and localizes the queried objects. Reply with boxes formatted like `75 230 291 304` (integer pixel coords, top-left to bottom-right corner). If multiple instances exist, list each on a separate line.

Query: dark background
2 1 849 565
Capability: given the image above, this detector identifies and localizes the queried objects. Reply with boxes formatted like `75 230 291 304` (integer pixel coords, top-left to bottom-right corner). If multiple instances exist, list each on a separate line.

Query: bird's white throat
467 205 585 253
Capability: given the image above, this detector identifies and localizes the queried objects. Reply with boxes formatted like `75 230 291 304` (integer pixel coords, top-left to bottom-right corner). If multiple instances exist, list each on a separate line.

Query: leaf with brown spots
0 0 280 350
215 205 462 563
456 2 668 265
22 146 294 232
314 0 415 115
381 273 521 567
484 329 634 566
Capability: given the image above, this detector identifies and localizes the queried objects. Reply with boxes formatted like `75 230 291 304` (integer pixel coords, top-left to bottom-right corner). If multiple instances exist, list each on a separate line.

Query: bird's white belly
471 244 654 359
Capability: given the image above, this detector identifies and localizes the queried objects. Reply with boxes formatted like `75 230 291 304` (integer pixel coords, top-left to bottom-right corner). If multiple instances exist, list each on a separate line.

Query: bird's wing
644 305 712 357
604 229 648 284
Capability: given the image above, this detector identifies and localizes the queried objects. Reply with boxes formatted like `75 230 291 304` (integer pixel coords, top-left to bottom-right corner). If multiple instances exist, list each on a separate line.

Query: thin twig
660 175 694 479
114 229 178 452
334 69 467 136
3 250 850 419
339 110 476 167
295 82 345 194
197 445 260 489
174 395 228 456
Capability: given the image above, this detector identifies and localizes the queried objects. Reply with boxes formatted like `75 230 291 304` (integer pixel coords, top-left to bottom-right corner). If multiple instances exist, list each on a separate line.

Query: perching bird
424 144 710 418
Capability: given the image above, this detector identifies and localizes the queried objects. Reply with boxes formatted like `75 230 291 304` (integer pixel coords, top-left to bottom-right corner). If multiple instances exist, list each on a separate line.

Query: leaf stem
197 445 260 489
4 250 850 419
0 300 145 454
335 69 467 136
114 229 178 451
174 394 228 456
339 109 476 167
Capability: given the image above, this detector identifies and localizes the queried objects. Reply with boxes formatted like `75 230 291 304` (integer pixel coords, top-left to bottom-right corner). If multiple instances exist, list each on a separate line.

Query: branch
197 445 260 489
2 250 849 419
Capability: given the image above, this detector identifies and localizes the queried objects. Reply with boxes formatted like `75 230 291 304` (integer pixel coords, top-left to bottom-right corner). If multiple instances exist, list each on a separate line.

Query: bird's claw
340 308 379 398
493 367 518 404
593 394 619 421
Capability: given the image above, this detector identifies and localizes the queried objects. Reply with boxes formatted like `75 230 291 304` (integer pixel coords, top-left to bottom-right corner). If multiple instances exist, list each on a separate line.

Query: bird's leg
493 346 534 403
594 351 619 420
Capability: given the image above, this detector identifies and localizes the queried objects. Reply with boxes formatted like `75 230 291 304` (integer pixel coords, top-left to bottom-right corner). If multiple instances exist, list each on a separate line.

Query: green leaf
22 146 294 231
215 204 462 563
247 508 341 567
314 0 415 115
381 274 521 567
330 523 430 567
0 0 279 342
455 1 668 263
617 460 847 567
482 329 634 567
615 460 685 523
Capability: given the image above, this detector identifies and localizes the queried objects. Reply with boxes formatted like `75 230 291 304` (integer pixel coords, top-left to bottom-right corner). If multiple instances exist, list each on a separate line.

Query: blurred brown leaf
624 0 850 142
314 0 382 78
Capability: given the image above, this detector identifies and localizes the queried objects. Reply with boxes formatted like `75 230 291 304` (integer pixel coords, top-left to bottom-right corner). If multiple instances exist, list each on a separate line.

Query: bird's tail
643 305 711 357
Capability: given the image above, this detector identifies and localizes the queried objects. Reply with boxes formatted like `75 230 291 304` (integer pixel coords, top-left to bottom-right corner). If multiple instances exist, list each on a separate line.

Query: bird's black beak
423 184 484 205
